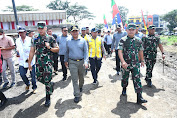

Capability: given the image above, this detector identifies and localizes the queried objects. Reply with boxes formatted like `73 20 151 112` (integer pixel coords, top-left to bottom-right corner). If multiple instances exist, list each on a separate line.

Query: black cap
70 25 79 31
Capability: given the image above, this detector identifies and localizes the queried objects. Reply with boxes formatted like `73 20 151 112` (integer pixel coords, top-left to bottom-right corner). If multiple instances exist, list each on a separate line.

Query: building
0 10 67 32
147 15 153 27
128 16 142 28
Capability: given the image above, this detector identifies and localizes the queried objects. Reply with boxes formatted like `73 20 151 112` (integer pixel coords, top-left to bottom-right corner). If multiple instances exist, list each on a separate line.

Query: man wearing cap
16 27 37 93
142 25 165 87
135 25 144 40
28 21 59 107
81 27 90 41
141 28 147 37
0 28 16 88
104 31 112 57
56 26 70 81
111 24 127 75
118 23 147 104
88 28 106 84
65 25 88 103
47 27 59 75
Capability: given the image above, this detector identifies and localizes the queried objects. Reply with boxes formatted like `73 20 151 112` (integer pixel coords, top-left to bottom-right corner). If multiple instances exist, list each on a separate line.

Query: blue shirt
111 31 127 50
56 35 70 55
135 32 144 39
64 37 88 64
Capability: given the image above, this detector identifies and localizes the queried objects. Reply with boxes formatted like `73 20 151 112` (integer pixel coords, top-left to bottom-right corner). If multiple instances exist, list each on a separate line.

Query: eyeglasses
63 30 68 32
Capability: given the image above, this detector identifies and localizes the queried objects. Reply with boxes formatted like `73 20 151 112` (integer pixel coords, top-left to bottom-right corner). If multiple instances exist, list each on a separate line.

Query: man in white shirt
104 31 112 57
16 27 37 93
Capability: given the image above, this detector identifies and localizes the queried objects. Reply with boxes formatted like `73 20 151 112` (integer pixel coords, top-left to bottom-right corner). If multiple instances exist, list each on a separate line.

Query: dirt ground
0 45 177 118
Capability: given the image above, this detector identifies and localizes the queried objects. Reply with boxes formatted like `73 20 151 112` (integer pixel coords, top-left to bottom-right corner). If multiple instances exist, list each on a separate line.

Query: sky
0 0 176 28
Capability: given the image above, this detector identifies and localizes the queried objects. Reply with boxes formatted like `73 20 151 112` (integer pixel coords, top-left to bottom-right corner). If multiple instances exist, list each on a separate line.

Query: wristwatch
162 52 165 55
49 47 52 50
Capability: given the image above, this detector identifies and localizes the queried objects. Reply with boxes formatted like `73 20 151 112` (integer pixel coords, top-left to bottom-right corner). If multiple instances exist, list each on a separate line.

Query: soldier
88 28 106 84
141 28 147 37
28 21 59 107
65 25 88 103
142 25 165 87
118 23 147 104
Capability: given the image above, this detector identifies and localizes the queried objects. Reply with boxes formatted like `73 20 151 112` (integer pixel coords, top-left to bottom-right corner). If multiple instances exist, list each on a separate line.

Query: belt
70 58 84 61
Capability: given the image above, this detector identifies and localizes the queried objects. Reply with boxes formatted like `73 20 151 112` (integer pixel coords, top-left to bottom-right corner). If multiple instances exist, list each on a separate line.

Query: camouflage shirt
31 34 58 69
118 36 144 65
142 35 161 60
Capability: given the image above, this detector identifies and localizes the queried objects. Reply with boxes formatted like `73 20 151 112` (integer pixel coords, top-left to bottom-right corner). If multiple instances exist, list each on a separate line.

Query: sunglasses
63 30 68 32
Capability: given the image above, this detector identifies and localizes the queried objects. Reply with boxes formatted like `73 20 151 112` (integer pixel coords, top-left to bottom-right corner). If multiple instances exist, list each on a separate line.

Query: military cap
141 28 146 31
37 21 46 28
70 25 79 31
86 27 89 29
148 25 156 29
18 26 26 32
91 28 98 32
81 27 86 30
127 23 136 29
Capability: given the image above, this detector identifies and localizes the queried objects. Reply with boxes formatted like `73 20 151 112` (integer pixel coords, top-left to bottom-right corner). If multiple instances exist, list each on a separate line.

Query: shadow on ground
54 76 71 90
111 95 147 118
109 74 121 83
55 98 82 117
83 83 103 95
0 91 33 111
13 98 48 118
142 85 165 97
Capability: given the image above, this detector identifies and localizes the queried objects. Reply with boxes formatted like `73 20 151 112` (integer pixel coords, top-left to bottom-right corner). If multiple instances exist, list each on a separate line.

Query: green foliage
118 6 129 25
160 35 177 45
3 5 38 12
95 23 104 29
47 0 95 24
163 9 177 32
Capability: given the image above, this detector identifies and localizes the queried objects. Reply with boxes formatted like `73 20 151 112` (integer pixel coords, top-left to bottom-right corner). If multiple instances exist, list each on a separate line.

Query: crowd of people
0 21 165 108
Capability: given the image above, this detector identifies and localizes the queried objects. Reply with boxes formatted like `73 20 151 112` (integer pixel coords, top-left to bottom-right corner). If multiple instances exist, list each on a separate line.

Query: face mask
0 35 3 39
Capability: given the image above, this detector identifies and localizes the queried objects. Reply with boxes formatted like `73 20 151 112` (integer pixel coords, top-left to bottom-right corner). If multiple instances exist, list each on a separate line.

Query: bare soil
0 45 177 118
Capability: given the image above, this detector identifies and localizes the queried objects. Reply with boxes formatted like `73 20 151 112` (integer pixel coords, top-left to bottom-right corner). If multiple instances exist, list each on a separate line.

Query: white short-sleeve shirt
16 36 35 68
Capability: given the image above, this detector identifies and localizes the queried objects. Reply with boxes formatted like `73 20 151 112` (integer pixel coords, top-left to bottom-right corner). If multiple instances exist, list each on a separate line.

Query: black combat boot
137 93 147 104
122 87 126 96
44 94 50 107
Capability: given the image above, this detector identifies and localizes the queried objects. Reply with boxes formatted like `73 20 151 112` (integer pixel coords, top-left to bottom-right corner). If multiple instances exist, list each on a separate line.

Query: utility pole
12 0 18 28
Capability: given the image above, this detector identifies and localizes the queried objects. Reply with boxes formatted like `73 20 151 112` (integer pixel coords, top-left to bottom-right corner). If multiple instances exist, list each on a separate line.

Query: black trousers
53 53 59 71
60 55 67 78
107 44 111 55
115 50 120 72
89 57 102 80
0 91 6 101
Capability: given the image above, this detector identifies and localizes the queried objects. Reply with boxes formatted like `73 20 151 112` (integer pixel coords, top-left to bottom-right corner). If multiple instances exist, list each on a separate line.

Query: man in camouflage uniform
142 25 165 87
118 23 147 104
28 21 59 107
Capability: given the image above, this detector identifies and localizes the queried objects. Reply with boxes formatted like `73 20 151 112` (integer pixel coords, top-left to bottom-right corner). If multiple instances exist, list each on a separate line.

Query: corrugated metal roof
0 10 66 22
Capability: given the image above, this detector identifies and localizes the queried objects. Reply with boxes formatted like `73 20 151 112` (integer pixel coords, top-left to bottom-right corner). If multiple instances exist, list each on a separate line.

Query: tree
47 0 95 24
118 6 129 25
3 5 38 12
67 3 95 23
46 0 69 10
96 23 105 29
163 9 177 32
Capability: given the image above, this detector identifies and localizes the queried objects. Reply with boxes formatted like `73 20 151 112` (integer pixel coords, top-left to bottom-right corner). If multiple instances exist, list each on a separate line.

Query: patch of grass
160 36 177 45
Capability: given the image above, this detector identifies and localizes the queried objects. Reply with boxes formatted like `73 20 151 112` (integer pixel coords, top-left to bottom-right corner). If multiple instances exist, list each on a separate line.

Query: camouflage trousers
36 64 53 95
121 63 142 93
145 59 156 80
